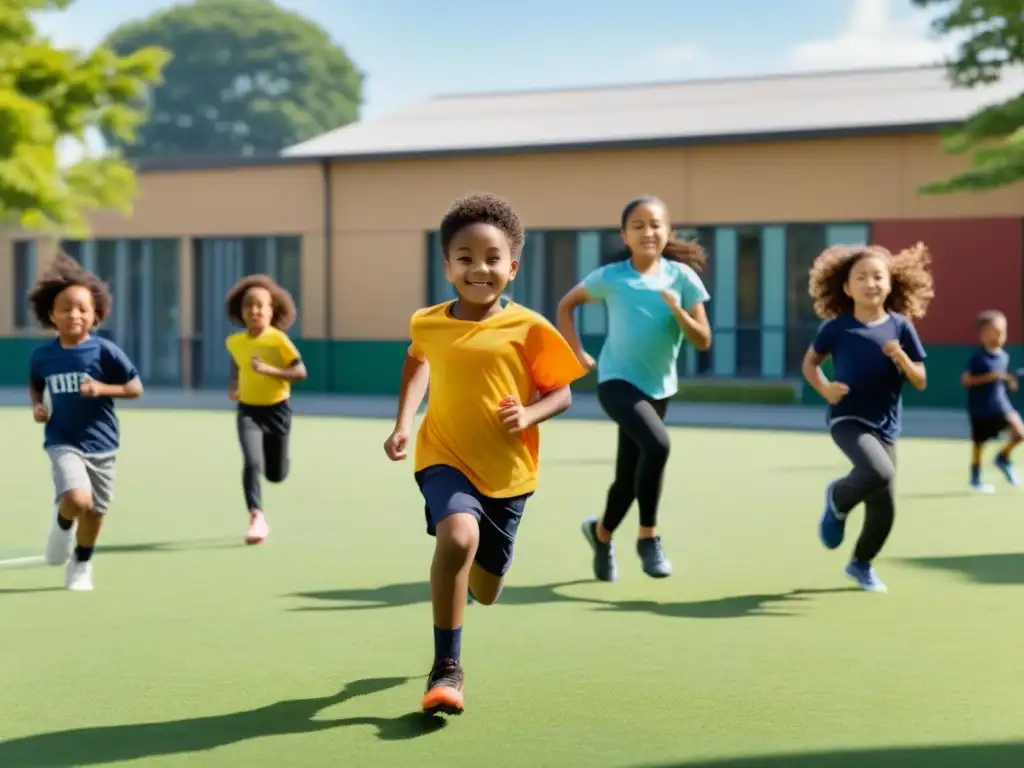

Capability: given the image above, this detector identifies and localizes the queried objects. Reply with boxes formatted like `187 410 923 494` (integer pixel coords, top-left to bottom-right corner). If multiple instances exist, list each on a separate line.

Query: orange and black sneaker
421 658 465 715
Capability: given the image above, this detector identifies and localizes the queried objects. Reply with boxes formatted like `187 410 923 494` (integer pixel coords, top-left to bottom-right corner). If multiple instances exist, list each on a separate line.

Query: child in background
962 310 1022 492
29 255 144 592
557 195 710 583
802 244 933 593
383 192 587 716
225 275 306 545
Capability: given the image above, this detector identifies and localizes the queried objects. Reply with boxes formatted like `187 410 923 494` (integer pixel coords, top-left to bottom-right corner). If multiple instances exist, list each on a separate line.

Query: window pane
150 239 181 385
275 236 302 333
425 232 455 305
13 240 35 330
786 224 827 375
95 240 118 287
242 237 267 275
736 227 762 376
61 240 82 263
690 228 716 375
542 231 577 320
599 229 623 265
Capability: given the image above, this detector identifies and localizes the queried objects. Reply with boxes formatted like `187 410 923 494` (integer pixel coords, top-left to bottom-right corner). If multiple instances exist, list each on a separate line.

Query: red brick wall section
871 218 1023 345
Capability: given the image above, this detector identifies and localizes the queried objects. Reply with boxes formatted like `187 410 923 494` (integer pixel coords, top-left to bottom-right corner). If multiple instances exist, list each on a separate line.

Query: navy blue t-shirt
812 313 927 441
29 336 139 454
966 347 1013 420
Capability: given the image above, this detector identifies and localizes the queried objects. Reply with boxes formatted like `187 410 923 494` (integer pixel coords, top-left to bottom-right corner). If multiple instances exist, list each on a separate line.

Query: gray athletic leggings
830 420 897 563
237 401 292 511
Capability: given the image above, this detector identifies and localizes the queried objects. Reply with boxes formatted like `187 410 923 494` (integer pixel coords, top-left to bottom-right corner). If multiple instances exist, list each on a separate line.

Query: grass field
1 409 1023 767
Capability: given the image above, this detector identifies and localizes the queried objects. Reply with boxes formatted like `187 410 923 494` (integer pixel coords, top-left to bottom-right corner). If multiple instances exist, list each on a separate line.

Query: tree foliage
0 0 168 233
913 0 1024 194
104 0 363 158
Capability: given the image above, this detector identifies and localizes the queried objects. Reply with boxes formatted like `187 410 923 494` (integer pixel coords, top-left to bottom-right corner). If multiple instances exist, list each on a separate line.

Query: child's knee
60 489 92 515
265 464 289 483
435 513 479 559
642 435 671 466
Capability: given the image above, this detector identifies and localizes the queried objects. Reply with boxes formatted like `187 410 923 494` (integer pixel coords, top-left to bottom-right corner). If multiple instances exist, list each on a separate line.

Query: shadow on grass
0 586 64 595
642 740 1024 767
0 676 444 767
99 538 243 556
290 582 860 620
901 552 1024 585
899 490 977 500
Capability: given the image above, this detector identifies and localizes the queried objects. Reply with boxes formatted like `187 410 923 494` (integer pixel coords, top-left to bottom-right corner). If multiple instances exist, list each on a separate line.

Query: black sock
56 514 73 531
433 626 462 664
74 546 94 563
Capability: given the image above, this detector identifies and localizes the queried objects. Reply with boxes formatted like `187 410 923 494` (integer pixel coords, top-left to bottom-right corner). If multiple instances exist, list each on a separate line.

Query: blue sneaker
637 536 673 578
845 561 887 593
995 454 1020 486
818 483 846 550
582 517 617 582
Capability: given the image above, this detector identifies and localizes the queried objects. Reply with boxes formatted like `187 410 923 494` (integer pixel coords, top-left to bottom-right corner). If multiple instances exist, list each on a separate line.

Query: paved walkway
0 388 970 439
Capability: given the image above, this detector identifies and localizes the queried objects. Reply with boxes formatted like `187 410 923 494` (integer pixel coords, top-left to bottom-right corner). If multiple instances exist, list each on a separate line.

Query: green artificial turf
0 410 1022 767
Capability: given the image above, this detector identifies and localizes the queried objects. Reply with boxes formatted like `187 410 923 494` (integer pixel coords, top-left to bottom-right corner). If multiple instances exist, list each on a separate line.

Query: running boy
383 192 587 716
557 195 710 583
962 310 1022 492
225 274 306 545
29 254 143 592
802 244 933 593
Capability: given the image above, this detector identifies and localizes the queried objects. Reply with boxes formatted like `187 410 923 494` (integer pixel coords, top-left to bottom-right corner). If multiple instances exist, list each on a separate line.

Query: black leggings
598 380 671 533
237 401 292 511
830 420 896 563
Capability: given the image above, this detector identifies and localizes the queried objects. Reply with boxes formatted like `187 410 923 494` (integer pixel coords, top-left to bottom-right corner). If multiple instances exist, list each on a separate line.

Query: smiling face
621 199 670 266
444 222 518 308
843 254 891 312
50 284 96 344
242 286 274 334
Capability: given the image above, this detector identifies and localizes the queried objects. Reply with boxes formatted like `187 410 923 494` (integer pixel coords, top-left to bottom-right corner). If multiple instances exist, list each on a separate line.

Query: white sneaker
65 556 94 592
44 509 74 566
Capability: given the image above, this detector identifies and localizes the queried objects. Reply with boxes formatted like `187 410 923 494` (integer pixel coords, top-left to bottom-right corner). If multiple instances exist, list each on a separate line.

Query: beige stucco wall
3 132 1020 341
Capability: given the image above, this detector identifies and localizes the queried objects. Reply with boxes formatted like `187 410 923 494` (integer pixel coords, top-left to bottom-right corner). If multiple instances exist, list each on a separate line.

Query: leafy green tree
913 0 1024 194
104 0 363 158
0 0 168 233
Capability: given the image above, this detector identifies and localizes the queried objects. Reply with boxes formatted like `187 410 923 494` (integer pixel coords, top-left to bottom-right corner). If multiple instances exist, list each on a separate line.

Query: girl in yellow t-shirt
224 274 306 545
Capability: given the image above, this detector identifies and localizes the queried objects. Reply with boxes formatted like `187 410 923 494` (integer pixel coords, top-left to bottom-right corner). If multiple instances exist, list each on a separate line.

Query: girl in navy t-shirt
801 244 934 593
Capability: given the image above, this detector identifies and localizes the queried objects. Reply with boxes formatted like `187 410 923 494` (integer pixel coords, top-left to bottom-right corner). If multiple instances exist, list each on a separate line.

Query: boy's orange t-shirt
409 301 588 498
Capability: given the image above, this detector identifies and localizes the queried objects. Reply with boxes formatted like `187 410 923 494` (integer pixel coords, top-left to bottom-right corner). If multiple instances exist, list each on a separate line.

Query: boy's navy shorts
971 412 1016 444
415 464 531 578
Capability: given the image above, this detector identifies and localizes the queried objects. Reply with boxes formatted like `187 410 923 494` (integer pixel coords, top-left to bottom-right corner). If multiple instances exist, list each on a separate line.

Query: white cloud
786 0 956 71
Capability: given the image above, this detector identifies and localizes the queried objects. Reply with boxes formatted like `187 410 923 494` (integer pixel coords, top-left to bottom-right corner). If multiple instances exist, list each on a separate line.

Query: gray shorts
47 446 117 514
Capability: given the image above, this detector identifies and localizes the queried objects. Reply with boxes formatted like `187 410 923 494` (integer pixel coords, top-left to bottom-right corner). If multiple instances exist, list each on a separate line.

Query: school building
1 65 1022 408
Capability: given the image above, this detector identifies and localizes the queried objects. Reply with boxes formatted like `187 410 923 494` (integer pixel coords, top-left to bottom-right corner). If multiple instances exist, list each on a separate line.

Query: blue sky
37 0 951 123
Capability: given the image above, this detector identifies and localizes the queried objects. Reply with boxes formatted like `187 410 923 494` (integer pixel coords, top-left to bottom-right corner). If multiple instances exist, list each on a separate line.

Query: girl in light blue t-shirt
557 195 711 583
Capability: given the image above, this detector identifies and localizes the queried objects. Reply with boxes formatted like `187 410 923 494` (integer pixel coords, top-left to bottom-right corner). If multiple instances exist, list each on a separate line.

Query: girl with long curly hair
801 243 934 593
224 274 307 545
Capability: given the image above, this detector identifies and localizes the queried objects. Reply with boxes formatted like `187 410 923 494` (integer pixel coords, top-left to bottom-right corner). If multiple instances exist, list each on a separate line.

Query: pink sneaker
246 513 269 545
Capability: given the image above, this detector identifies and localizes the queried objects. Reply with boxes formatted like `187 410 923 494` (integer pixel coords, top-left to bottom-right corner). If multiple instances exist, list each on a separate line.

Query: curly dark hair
28 253 112 329
808 243 934 320
616 195 707 271
225 274 297 330
439 192 525 257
